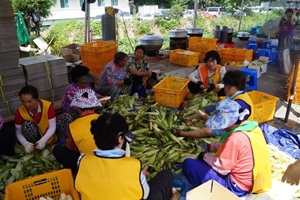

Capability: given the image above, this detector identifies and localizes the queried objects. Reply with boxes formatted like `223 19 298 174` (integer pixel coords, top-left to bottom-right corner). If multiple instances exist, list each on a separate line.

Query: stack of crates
188 37 218 62
80 40 117 78
169 49 200 67
217 48 253 65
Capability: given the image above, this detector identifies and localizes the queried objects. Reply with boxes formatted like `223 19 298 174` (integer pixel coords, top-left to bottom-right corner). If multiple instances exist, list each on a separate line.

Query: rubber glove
35 138 47 150
206 84 216 92
24 142 35 153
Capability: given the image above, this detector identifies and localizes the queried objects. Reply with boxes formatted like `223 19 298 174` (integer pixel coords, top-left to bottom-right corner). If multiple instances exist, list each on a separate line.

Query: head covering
205 99 241 129
70 88 102 109
76 73 98 83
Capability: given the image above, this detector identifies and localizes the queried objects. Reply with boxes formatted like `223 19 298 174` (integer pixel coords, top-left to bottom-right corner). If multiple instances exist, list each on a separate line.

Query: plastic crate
89 67 102 79
247 91 279 123
219 48 253 64
188 37 218 52
153 77 189 108
5 169 80 200
169 49 199 67
80 40 116 72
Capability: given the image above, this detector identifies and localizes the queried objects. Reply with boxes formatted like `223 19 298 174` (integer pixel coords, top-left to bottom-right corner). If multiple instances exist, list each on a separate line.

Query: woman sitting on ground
127 45 157 98
182 100 271 198
15 85 72 153
75 112 174 200
174 70 253 138
187 50 226 97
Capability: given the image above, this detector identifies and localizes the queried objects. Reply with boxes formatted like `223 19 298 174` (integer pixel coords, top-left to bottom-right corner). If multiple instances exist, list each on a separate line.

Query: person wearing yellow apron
53 88 103 174
182 100 271 197
187 50 226 97
174 70 253 139
75 112 174 200
15 85 72 153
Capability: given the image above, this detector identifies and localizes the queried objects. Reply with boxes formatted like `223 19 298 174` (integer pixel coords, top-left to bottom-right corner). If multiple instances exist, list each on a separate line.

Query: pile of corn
107 92 219 179
0 145 61 191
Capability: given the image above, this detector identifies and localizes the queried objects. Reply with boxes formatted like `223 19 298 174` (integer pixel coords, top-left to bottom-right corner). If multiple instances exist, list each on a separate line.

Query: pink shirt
204 131 254 192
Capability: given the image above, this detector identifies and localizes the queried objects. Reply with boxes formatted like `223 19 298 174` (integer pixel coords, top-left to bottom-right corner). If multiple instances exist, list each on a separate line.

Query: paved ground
145 38 300 131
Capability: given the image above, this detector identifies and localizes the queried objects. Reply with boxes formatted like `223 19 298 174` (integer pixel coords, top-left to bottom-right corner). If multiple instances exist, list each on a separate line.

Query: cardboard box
248 60 268 78
63 54 81 63
186 180 240 200
60 43 80 56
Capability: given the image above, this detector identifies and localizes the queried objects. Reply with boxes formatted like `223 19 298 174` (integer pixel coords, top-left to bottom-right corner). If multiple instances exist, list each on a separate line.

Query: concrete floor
145 38 300 127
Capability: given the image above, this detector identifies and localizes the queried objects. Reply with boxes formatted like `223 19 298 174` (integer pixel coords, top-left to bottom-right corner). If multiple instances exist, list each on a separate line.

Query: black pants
0 123 16 156
146 170 174 200
52 145 80 175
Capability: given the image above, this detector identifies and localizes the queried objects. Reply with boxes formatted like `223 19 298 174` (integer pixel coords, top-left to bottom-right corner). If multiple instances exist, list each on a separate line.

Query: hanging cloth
16 11 30 45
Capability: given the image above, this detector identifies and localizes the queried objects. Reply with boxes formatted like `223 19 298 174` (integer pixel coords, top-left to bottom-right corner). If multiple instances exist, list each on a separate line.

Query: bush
135 20 152 35
46 20 84 55
154 18 181 34
244 8 254 16
169 5 183 19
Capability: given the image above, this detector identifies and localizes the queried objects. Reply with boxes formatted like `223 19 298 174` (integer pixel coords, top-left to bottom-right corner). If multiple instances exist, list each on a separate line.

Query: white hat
70 88 102 109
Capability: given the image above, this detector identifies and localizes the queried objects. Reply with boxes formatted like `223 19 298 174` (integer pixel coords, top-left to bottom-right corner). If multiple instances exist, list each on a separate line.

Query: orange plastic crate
170 49 199 67
80 40 116 69
198 51 206 62
247 91 279 123
5 169 80 200
188 37 217 52
153 77 189 108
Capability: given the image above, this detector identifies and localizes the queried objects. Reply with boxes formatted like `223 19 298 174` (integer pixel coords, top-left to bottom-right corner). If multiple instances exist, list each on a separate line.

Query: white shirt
188 65 226 84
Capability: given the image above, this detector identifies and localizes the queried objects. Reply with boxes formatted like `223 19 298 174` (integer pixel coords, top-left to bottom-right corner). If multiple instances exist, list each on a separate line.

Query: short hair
70 65 90 83
285 8 293 14
18 85 39 99
135 45 146 55
222 70 246 90
113 52 128 64
90 112 129 150
203 50 221 64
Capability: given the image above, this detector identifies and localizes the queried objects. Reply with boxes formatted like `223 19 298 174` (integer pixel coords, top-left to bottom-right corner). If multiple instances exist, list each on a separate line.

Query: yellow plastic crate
219 48 253 64
247 91 279 123
5 169 80 200
170 49 200 67
188 37 217 52
153 77 190 108
80 40 116 70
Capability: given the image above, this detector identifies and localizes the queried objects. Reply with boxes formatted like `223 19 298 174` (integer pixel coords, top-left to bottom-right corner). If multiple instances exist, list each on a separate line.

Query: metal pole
193 0 198 28
238 0 244 32
84 0 91 43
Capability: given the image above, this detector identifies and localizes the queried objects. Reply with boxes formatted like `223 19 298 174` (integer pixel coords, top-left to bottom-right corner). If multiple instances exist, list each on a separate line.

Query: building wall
43 0 129 24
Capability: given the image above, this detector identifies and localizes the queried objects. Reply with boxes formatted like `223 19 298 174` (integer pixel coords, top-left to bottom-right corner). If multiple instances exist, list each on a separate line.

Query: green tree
169 4 184 18
11 0 56 35
171 0 190 9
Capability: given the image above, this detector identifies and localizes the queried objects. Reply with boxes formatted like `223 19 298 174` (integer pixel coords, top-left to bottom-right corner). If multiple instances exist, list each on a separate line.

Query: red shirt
15 100 55 125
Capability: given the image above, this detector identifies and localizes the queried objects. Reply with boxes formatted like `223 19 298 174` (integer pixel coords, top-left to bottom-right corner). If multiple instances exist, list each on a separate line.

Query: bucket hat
205 99 241 130
76 73 98 83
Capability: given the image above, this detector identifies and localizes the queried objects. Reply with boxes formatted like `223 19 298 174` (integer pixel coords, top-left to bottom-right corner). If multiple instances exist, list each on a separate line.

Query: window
98 0 105 6
79 0 84 6
111 0 118 6
60 0 69 8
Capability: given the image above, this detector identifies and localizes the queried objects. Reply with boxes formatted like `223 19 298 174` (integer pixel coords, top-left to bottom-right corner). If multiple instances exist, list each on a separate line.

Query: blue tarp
260 123 300 159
